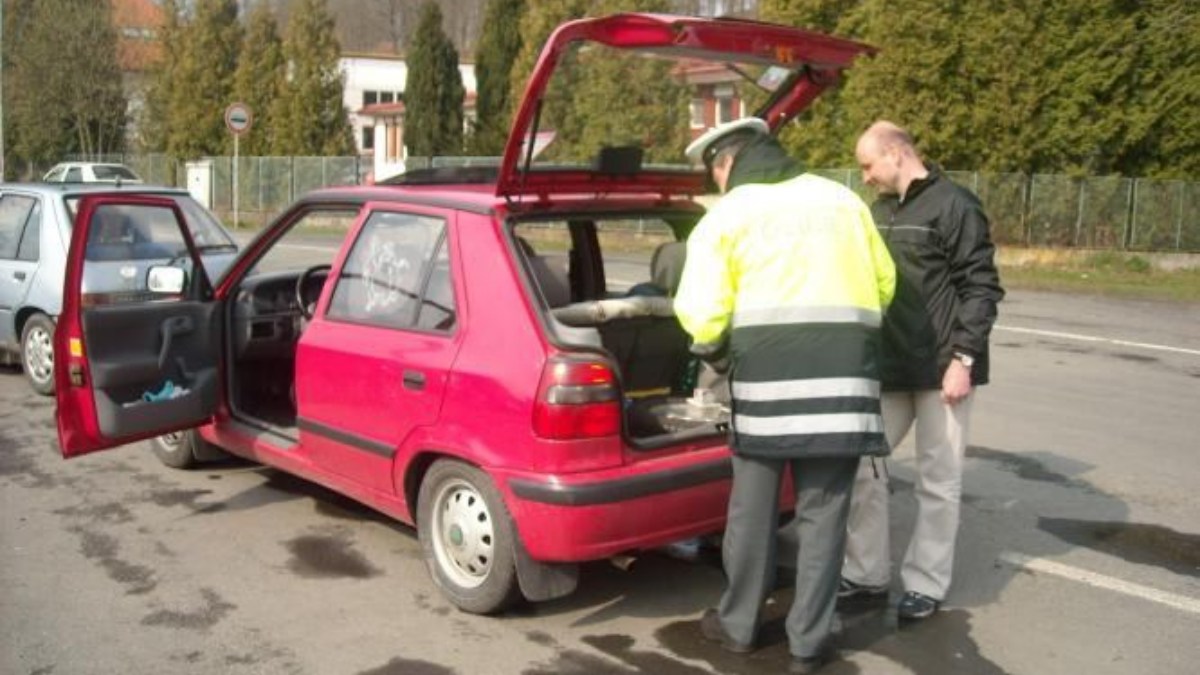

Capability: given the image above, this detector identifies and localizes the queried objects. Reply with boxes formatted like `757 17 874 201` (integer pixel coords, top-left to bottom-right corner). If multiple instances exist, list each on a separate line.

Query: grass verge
999 252 1200 302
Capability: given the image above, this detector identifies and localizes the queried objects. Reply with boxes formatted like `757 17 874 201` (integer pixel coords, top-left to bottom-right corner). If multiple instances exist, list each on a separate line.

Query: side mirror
146 266 186 294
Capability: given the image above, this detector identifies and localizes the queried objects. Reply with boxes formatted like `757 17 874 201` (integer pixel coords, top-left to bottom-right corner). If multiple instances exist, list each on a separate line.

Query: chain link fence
63 153 1199 251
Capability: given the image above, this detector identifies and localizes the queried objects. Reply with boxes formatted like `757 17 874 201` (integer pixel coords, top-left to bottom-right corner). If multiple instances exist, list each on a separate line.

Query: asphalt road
2 288 1198 675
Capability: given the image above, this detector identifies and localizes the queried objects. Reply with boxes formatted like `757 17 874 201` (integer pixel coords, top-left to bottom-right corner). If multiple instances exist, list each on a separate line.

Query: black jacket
872 166 1004 389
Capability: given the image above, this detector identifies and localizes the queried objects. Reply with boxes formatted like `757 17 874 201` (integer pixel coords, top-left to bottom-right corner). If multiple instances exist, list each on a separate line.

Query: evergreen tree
230 2 285 155
405 2 465 157
470 0 525 155
270 0 354 156
168 0 241 158
7 0 126 173
139 0 182 153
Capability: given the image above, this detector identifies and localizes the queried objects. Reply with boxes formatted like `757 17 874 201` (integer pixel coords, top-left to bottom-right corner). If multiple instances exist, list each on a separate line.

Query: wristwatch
952 351 975 368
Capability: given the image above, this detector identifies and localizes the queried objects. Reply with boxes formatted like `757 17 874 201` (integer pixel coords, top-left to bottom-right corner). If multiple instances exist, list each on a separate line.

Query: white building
340 54 477 181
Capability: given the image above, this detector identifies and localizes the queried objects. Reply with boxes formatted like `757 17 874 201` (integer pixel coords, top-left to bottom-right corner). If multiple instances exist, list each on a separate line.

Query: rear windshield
91 165 140 180
65 194 236 259
530 44 796 170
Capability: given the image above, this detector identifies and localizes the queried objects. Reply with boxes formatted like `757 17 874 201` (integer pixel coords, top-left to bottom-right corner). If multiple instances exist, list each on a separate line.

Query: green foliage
167 0 241 159
230 2 285 155
470 0 526 155
4 0 126 174
508 0 690 164
405 2 465 157
269 0 354 156
759 0 1198 179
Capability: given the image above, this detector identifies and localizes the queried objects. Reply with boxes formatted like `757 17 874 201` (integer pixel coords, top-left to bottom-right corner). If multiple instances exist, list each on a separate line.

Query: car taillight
533 356 621 440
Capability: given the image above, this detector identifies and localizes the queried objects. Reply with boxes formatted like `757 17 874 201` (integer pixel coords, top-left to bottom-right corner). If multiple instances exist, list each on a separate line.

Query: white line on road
995 325 1200 357
277 243 340 253
998 551 1200 615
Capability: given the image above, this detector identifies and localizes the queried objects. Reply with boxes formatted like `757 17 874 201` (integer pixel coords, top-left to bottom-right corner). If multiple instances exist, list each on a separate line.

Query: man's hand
941 360 973 405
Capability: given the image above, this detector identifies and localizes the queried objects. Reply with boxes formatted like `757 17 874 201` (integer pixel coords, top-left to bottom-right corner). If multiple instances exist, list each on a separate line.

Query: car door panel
80 301 220 437
55 194 221 458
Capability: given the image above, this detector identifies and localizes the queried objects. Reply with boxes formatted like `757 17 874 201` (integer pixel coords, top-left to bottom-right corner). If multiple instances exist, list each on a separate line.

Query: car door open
55 194 221 458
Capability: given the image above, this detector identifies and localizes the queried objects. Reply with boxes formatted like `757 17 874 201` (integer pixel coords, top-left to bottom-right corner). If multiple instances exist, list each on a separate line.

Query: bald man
840 121 1004 621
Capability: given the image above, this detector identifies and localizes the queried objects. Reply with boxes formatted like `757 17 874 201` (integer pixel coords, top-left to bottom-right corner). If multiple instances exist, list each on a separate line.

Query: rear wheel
417 459 521 614
20 313 55 396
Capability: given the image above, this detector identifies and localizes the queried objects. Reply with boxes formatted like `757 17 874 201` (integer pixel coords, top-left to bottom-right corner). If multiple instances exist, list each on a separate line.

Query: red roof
358 102 407 117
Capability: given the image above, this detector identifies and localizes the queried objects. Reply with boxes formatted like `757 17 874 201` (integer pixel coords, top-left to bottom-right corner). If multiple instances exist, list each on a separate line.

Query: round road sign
225 103 253 135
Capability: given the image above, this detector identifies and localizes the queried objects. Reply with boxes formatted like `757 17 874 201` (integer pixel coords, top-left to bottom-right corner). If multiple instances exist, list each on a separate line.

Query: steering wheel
295 264 332 320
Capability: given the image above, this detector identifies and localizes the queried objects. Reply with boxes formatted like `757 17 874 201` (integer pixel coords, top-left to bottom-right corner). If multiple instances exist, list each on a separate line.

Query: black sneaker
789 650 832 674
897 591 940 620
700 608 754 653
837 577 889 602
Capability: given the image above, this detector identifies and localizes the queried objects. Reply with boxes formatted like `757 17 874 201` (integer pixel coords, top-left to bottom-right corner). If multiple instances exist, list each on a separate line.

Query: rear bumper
496 447 735 562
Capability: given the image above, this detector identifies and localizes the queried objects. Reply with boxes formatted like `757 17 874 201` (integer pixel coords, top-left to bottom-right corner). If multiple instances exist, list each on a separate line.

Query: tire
417 459 522 614
20 313 55 396
150 429 204 470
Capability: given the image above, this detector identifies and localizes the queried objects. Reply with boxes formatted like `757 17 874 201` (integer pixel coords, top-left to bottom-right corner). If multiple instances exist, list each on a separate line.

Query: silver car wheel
23 323 53 386
430 478 495 589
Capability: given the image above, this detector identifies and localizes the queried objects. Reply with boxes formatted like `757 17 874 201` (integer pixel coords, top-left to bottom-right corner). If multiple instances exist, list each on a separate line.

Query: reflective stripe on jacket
675 173 896 459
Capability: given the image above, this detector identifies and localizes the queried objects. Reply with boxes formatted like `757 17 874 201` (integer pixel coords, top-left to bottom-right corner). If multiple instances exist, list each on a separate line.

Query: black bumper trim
508 457 732 506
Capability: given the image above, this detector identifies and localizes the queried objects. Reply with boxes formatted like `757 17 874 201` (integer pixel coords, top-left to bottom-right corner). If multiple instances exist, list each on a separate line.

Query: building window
362 126 374 151
381 92 394 104
689 99 706 129
363 90 378 107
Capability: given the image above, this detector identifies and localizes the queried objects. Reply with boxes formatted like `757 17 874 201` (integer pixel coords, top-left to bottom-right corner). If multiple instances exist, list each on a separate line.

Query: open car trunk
511 210 729 446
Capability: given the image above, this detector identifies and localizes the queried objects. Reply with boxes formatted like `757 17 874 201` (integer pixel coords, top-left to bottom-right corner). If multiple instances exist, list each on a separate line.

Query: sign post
224 103 253 229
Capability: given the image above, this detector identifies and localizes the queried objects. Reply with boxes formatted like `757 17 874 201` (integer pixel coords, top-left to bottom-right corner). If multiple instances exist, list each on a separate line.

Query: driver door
55 194 222 458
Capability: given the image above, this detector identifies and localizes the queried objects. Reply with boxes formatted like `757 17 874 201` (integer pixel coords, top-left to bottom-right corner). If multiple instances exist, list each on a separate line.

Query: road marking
995 325 1200 357
998 551 1200 615
277 243 339 253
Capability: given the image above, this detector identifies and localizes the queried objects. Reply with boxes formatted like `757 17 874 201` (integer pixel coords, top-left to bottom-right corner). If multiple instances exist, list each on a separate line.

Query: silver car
0 183 238 394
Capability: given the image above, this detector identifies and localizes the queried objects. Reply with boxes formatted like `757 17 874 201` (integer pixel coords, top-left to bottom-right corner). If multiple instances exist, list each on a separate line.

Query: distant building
340 54 477 181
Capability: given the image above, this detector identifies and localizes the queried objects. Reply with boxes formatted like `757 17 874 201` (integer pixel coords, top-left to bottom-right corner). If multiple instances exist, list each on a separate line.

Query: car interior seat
516 235 572 308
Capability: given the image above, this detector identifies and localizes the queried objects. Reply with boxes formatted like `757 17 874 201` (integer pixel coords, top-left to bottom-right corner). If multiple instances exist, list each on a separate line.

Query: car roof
0 182 188 198
304 182 703 217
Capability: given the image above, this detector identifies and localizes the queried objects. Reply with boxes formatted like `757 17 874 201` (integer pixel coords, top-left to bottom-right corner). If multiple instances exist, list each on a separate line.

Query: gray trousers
843 390 974 599
718 454 859 659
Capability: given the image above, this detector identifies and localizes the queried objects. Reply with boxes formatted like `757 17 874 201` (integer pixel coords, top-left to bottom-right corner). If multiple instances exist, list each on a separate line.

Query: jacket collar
899 163 941 204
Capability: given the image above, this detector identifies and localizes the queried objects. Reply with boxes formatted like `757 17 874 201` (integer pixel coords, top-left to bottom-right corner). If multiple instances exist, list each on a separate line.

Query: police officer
675 118 896 673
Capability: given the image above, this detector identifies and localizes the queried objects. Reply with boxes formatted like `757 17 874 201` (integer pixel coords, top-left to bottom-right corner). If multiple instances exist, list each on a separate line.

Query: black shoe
837 577 889 602
700 608 754 653
897 591 940 620
789 651 831 674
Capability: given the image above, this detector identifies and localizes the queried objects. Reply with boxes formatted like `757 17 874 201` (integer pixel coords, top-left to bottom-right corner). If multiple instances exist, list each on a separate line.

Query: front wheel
150 429 208 469
20 313 55 396
417 460 521 614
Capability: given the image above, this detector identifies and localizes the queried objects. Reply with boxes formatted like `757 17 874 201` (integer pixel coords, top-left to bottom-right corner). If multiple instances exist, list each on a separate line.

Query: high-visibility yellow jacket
675 173 896 458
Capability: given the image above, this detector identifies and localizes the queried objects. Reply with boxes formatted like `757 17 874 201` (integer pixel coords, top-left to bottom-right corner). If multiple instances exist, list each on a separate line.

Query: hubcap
430 478 495 589
23 325 53 385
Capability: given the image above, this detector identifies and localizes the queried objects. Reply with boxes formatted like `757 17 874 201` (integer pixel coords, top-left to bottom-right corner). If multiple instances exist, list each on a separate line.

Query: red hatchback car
53 14 872 613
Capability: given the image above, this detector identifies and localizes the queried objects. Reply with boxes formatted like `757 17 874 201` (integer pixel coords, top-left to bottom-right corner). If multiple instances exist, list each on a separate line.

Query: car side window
17 200 42 261
0 194 37 260
327 210 446 331
414 239 456 331
65 167 82 182
82 204 192 306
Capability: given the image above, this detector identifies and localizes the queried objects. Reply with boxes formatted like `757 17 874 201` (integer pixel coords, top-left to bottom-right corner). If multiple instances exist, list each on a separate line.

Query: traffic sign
225 103 253 136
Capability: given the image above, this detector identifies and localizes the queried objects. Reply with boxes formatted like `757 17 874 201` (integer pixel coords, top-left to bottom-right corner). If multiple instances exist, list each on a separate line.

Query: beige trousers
843 389 974 600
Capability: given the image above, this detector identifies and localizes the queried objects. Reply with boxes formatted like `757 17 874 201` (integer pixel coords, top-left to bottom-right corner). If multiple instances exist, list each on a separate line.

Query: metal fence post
1176 181 1185 251
1075 178 1086 247
1128 179 1139 249
1024 175 1033 246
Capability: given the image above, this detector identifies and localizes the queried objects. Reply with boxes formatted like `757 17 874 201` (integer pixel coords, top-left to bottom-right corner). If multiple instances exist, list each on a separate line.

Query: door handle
158 315 195 370
12 271 25 281
402 370 426 390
